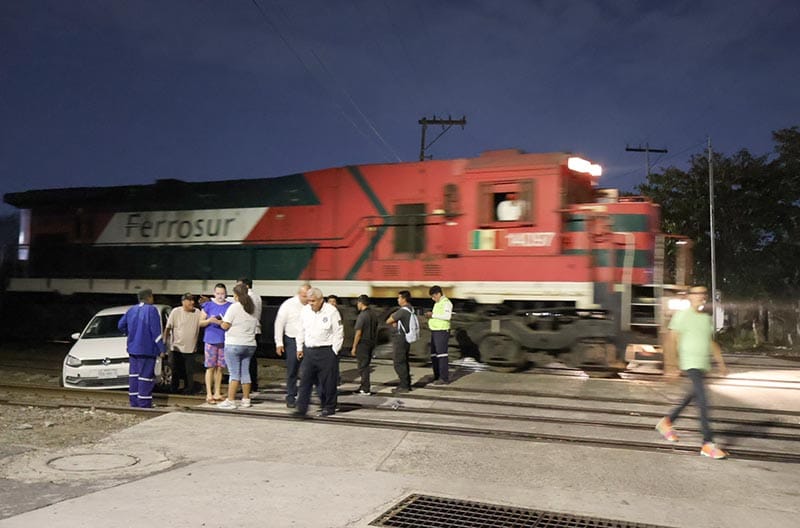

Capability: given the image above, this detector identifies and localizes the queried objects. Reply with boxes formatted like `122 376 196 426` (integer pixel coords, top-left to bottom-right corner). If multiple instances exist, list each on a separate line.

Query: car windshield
82 314 125 338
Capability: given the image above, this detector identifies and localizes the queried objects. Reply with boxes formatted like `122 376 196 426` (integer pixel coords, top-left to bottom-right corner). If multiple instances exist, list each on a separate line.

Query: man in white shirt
496 193 526 222
237 278 262 392
274 283 311 407
293 287 343 417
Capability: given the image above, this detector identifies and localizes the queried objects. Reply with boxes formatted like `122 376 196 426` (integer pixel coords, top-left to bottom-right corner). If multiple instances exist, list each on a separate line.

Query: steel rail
0 382 200 408
421 384 800 416
3 383 798 464
382 404 800 441
249 390 800 439
185 406 800 465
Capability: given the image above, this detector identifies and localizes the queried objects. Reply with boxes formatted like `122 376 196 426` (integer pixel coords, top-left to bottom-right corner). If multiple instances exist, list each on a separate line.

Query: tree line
636 126 800 300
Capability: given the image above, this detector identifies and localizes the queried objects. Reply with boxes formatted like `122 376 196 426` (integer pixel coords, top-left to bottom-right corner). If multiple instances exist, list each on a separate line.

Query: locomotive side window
393 203 426 254
478 180 534 226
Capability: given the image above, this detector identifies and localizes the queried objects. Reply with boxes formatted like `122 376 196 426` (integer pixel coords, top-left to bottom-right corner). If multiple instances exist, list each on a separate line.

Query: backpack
397 306 420 344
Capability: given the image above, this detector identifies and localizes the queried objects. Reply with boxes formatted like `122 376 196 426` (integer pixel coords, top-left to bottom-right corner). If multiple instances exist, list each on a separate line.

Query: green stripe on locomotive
564 214 650 232
29 244 316 280
563 249 652 268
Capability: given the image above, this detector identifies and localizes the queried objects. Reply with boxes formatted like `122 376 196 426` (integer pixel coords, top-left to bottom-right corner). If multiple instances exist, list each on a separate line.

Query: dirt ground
0 341 285 457
0 404 148 457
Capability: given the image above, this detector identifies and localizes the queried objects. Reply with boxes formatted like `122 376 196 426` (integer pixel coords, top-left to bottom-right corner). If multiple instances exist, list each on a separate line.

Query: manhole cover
47 453 140 472
371 494 672 528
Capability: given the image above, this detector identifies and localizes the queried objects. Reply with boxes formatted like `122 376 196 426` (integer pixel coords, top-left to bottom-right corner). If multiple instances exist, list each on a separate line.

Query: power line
249 0 400 161
309 49 402 162
625 143 668 178
604 138 705 187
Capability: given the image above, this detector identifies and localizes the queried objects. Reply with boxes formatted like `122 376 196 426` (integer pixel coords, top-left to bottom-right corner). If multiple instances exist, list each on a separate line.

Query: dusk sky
2 0 799 215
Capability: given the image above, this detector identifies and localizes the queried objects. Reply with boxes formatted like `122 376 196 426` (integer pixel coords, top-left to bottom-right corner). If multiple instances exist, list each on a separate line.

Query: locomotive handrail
31 212 451 250
10 211 458 279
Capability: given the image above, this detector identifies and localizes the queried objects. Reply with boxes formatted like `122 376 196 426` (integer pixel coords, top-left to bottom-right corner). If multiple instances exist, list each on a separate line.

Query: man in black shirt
386 290 413 393
351 294 378 395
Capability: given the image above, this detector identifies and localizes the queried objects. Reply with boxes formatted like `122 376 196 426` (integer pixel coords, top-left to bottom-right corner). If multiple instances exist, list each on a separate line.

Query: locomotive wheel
479 333 525 371
560 339 616 368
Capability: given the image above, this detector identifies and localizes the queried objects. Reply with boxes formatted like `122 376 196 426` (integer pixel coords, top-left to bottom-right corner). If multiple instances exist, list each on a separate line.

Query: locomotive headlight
568 157 603 177
65 355 82 367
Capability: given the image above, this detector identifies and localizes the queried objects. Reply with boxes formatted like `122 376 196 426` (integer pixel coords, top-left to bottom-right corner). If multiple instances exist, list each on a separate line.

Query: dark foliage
637 127 800 299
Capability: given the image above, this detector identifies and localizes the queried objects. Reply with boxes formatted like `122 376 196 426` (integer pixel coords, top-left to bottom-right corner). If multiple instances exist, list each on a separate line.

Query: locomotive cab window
392 203 426 254
479 180 534 226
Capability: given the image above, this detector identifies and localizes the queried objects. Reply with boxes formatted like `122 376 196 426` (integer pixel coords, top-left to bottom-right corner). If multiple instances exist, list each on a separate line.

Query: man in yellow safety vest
426 285 453 385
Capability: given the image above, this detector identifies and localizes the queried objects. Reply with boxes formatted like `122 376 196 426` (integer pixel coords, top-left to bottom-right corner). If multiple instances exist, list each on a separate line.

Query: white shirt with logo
297 302 343 354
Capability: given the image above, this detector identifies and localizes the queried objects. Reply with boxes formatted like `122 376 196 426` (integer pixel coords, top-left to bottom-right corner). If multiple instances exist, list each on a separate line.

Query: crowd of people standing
118 280 730 459
117 282 452 414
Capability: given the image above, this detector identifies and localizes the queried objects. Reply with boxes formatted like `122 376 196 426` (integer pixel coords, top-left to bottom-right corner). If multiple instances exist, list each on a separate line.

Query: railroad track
2 354 797 384
3 382 799 465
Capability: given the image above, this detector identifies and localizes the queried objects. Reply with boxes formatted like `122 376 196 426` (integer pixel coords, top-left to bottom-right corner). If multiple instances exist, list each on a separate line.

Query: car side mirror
71 332 80 340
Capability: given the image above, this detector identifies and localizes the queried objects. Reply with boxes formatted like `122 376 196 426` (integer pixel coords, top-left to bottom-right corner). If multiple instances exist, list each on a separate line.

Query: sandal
213 395 224 402
206 397 216 404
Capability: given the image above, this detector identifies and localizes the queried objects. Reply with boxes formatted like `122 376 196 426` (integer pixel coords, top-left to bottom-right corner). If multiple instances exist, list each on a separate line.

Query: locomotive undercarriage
404 302 622 372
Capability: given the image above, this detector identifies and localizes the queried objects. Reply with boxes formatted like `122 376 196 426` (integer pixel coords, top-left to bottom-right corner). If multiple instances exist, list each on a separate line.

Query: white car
62 305 171 390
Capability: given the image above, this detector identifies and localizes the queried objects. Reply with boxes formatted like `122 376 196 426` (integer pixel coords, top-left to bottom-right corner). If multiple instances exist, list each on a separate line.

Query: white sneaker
217 399 236 410
240 398 252 408
358 389 372 396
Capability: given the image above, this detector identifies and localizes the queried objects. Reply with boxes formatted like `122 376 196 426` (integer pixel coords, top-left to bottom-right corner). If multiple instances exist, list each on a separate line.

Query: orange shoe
656 417 679 442
701 442 728 459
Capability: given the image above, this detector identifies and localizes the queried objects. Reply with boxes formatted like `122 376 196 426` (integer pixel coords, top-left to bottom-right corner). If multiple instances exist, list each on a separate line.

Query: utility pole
418 115 466 161
708 136 717 333
625 143 668 178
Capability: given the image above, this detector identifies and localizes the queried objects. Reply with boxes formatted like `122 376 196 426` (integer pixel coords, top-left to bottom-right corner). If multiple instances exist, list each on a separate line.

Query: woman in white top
217 283 259 409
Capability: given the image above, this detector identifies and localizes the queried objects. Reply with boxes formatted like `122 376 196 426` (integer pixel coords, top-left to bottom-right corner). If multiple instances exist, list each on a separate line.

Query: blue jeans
669 368 713 443
224 344 256 384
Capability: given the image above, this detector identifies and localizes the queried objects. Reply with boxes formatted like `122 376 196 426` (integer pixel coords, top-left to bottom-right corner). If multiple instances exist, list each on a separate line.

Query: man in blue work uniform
118 289 164 408
426 285 453 384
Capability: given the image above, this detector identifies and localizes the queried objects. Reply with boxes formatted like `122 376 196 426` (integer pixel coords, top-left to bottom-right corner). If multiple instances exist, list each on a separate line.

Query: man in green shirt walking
656 285 729 459
426 285 453 385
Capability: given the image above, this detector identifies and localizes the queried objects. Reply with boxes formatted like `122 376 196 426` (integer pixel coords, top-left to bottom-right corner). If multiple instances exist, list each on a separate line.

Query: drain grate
371 494 671 528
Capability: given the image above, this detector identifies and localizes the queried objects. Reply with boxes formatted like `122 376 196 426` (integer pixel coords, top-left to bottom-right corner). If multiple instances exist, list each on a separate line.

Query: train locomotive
3 149 689 370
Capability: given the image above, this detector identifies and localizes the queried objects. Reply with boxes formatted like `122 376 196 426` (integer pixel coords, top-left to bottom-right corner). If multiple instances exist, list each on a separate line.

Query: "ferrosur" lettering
123 213 236 239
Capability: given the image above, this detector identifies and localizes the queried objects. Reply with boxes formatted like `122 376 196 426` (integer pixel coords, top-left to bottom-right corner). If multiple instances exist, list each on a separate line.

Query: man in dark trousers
274 283 311 407
386 290 414 393
351 294 378 395
294 288 343 417
656 285 729 459
164 293 202 394
425 285 453 384
118 289 164 408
